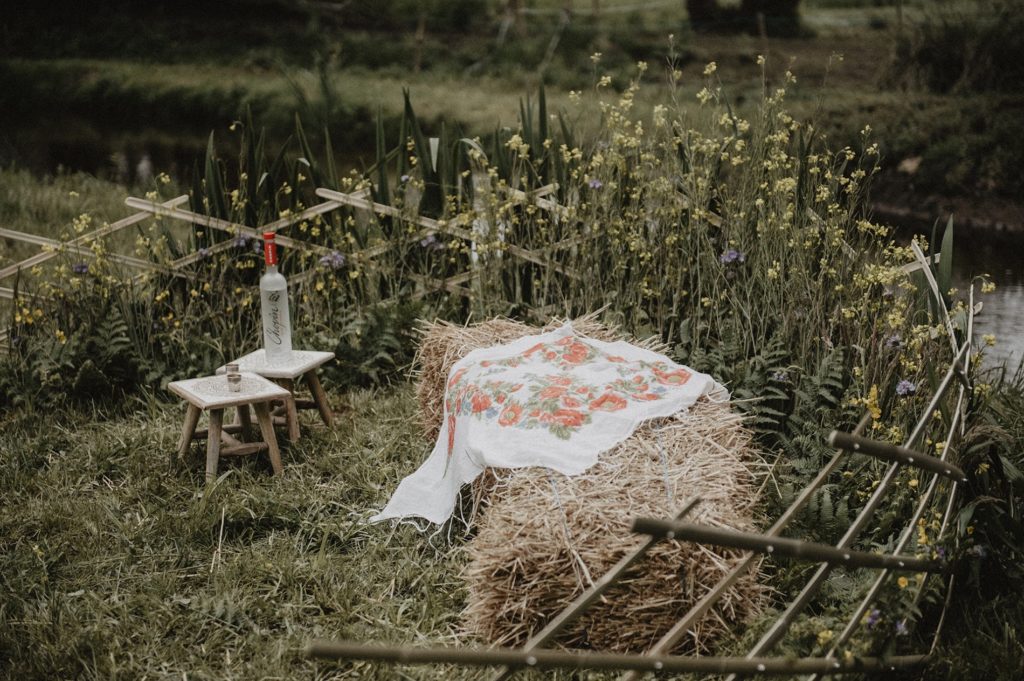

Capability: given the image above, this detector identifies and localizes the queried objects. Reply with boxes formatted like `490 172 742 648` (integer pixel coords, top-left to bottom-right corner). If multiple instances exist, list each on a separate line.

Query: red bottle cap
263 231 278 266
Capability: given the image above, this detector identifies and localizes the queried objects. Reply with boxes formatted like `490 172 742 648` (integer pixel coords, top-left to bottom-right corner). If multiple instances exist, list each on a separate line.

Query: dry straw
413 317 766 653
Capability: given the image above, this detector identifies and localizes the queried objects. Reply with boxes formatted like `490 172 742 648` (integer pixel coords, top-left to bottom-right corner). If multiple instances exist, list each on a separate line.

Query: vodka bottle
259 231 292 364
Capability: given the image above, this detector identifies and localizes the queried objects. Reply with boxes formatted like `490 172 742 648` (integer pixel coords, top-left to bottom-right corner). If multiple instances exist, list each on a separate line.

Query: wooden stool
168 373 292 483
216 349 335 442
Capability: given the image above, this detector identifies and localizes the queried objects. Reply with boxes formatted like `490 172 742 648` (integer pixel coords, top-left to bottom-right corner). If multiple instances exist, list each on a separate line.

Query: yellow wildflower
866 385 881 421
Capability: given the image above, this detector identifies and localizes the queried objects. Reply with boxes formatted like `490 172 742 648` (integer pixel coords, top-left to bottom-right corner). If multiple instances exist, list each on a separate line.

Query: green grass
3 367 1021 679
4 18 1023 200
0 386 490 680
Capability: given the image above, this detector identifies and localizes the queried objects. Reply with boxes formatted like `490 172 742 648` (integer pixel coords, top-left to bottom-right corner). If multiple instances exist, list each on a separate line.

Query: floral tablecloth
370 323 727 524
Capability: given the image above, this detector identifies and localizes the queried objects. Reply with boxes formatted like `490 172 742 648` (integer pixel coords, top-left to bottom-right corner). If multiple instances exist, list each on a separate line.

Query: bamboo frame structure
0 194 189 283
804 297 975 681
314 187 580 278
718 341 970 681
0 227 200 282
1 185 580 347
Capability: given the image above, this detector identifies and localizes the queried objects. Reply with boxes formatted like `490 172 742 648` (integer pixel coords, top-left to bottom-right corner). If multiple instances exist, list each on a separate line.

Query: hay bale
462 400 765 653
413 317 765 653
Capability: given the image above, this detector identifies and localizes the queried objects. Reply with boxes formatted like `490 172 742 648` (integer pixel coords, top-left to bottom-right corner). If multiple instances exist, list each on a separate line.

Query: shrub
888 0 1024 94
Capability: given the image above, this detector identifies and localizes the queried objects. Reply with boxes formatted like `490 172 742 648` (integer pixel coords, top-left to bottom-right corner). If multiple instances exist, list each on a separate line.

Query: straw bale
461 400 765 653
413 317 765 653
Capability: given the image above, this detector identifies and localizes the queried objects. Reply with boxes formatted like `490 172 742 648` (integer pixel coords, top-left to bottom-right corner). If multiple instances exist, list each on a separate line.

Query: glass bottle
259 231 292 364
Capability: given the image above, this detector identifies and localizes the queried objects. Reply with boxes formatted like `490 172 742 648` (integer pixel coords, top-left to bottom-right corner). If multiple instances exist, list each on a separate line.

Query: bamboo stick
306 640 928 675
124 198 335 256
829 431 967 483
632 519 938 572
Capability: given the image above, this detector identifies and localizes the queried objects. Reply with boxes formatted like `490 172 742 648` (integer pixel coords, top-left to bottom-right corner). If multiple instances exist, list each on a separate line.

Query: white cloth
371 323 727 524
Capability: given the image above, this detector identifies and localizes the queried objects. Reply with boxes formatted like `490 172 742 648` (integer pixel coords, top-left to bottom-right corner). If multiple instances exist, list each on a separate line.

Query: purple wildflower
233 233 250 248
197 247 210 259
400 174 411 183
885 333 902 349
770 370 789 383
719 248 745 265
935 546 947 561
419 234 444 251
588 178 603 190
969 544 988 558
72 262 89 275
252 240 262 254
319 251 346 269
896 379 916 397
866 609 881 629
895 619 909 636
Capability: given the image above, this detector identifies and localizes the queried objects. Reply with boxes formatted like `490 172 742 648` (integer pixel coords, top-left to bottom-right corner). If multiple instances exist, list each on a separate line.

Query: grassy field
3 2 1024 678
0 386 486 680
3 1 1023 202
3 346 1023 679
1 127 1022 681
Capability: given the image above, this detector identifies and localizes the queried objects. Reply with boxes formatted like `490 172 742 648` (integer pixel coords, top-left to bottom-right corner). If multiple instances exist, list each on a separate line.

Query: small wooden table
168 373 292 482
216 349 335 441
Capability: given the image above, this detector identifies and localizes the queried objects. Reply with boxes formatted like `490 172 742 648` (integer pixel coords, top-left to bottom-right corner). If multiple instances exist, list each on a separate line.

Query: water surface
953 231 1024 370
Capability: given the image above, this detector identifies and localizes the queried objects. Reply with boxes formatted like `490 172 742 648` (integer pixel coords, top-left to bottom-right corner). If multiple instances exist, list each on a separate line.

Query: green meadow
2 1 1024 679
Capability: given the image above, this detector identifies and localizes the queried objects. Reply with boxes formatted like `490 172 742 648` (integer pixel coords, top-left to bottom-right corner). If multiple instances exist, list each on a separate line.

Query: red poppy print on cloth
441 334 702 442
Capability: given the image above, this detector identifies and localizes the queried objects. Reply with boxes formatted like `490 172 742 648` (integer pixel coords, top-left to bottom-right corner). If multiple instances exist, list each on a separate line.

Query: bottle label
263 291 286 345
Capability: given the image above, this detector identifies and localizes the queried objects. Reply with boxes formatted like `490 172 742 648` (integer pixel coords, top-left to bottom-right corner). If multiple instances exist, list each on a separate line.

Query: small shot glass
227 372 242 393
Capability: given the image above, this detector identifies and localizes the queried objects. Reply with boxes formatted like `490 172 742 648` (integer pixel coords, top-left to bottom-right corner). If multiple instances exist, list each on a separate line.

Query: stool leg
237 404 253 442
205 409 223 484
304 371 334 428
176 404 202 466
254 402 284 476
281 379 301 442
